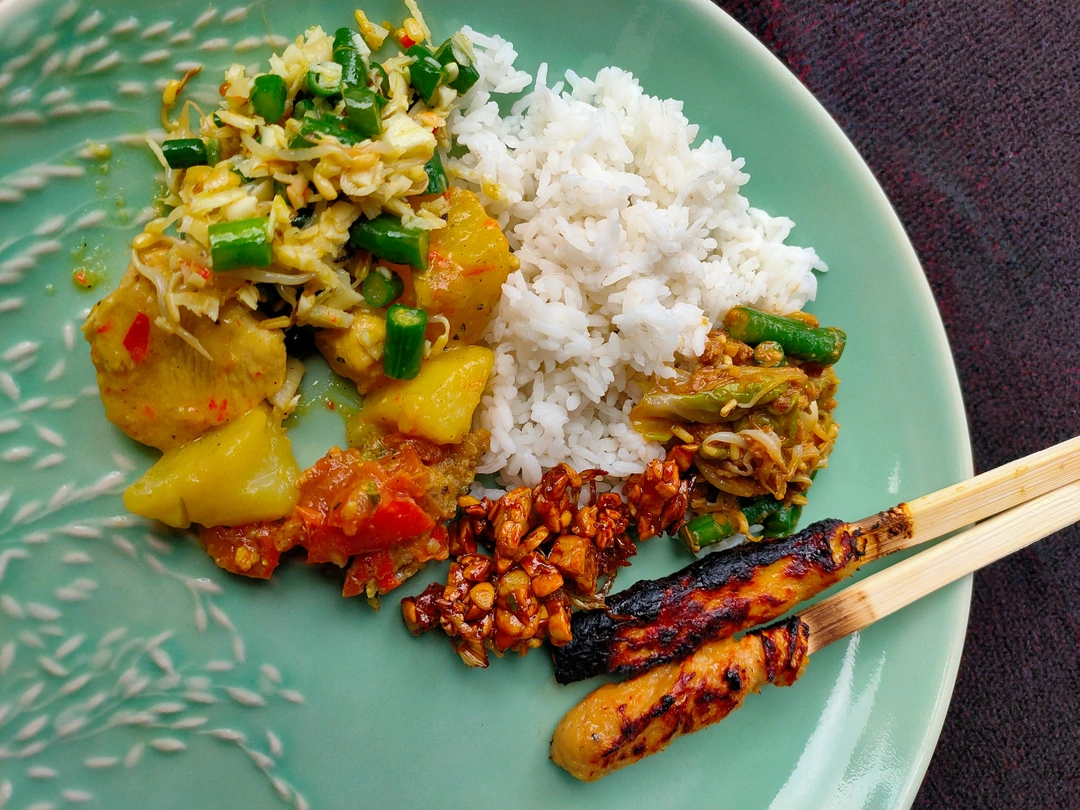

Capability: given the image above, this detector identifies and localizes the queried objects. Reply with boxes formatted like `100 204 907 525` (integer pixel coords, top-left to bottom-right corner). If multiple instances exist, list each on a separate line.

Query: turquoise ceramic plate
0 1 972 808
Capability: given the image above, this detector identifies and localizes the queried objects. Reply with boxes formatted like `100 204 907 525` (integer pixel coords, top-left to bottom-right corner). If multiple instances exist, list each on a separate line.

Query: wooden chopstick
803 479 1080 654
849 435 1080 564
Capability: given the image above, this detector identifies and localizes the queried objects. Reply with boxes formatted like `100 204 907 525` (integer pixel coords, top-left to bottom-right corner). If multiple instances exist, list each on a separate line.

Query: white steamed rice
447 28 825 488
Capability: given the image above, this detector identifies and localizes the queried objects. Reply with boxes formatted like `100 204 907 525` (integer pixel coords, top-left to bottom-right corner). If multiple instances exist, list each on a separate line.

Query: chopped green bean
678 512 737 553
724 306 846 365
348 214 430 271
334 47 366 87
251 73 287 122
423 151 448 195
208 216 272 271
292 98 314 120
371 63 390 95
307 62 343 97
762 504 802 538
333 27 366 54
342 86 382 140
290 113 365 148
434 35 480 94
361 268 405 308
738 495 783 527
204 137 221 166
406 44 448 103
333 28 368 88
383 304 428 380
161 138 208 169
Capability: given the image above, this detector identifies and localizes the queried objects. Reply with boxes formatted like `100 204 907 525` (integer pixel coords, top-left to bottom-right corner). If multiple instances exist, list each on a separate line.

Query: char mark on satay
551 506 912 684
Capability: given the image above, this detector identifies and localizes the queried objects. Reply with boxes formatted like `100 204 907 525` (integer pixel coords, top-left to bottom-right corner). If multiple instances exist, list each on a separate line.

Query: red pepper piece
122 312 151 362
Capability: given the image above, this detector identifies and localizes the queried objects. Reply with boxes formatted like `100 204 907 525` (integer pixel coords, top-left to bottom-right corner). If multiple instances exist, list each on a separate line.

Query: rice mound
447 29 825 488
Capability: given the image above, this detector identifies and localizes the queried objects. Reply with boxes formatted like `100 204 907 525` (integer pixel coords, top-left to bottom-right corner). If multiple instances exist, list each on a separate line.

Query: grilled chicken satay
554 431 1080 683
551 472 1080 782
552 509 911 684
551 616 810 782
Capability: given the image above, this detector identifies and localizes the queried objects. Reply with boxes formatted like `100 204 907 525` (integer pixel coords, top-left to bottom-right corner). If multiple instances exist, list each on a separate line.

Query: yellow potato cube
359 346 493 445
416 187 517 344
124 407 301 529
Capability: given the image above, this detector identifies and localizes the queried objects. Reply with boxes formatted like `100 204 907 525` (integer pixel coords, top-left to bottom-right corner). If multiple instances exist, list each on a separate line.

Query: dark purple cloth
713 1 1080 807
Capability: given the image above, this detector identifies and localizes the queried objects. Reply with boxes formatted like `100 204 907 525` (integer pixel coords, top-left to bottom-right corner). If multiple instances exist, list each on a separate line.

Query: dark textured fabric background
712 1 1080 808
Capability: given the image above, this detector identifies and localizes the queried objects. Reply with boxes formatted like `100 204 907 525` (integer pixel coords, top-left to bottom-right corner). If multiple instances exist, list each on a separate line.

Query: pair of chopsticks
802 435 1080 653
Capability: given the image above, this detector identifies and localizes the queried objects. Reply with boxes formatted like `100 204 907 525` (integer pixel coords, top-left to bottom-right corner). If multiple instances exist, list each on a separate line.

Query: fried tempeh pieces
550 615 810 781
552 507 912 684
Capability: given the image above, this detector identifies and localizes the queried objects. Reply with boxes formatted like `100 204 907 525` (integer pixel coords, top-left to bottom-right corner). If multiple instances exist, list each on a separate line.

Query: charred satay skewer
551 478 1080 781
553 435 1080 683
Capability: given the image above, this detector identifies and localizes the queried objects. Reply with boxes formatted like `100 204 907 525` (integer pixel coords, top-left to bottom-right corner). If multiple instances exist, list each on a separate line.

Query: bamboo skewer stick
551 440 1080 780
551 478 1080 781
803 479 1080 655
850 435 1080 563
552 436 1080 686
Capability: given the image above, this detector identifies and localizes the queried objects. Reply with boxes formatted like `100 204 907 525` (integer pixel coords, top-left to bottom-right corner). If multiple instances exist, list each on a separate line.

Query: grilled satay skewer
553 435 1080 683
551 477 1080 781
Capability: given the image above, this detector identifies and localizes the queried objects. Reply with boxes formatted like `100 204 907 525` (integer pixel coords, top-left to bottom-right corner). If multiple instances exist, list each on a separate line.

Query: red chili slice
122 312 151 362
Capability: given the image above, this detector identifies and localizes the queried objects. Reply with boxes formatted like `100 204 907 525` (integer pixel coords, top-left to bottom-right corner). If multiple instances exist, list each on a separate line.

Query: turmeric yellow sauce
84 10 517 605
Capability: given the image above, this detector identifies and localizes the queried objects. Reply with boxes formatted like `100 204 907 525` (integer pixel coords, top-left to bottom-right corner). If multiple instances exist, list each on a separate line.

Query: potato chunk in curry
357 346 494 445
83 256 287 451
414 186 517 344
124 406 301 529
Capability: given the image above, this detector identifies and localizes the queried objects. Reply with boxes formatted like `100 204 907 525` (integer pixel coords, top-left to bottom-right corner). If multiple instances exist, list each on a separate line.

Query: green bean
251 74 287 122
406 44 448 103
307 63 342 98
762 504 803 538
333 27 366 54
677 495 784 553
334 47 365 87
161 138 208 169
333 28 368 87
348 214 430 270
724 306 846 365
289 113 365 148
739 495 783 527
292 98 314 120
342 86 382 140
208 216 272 271
371 63 390 96
678 512 737 554
383 304 428 380
423 151 448 195
204 137 221 166
434 35 480 94
361 268 405 308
